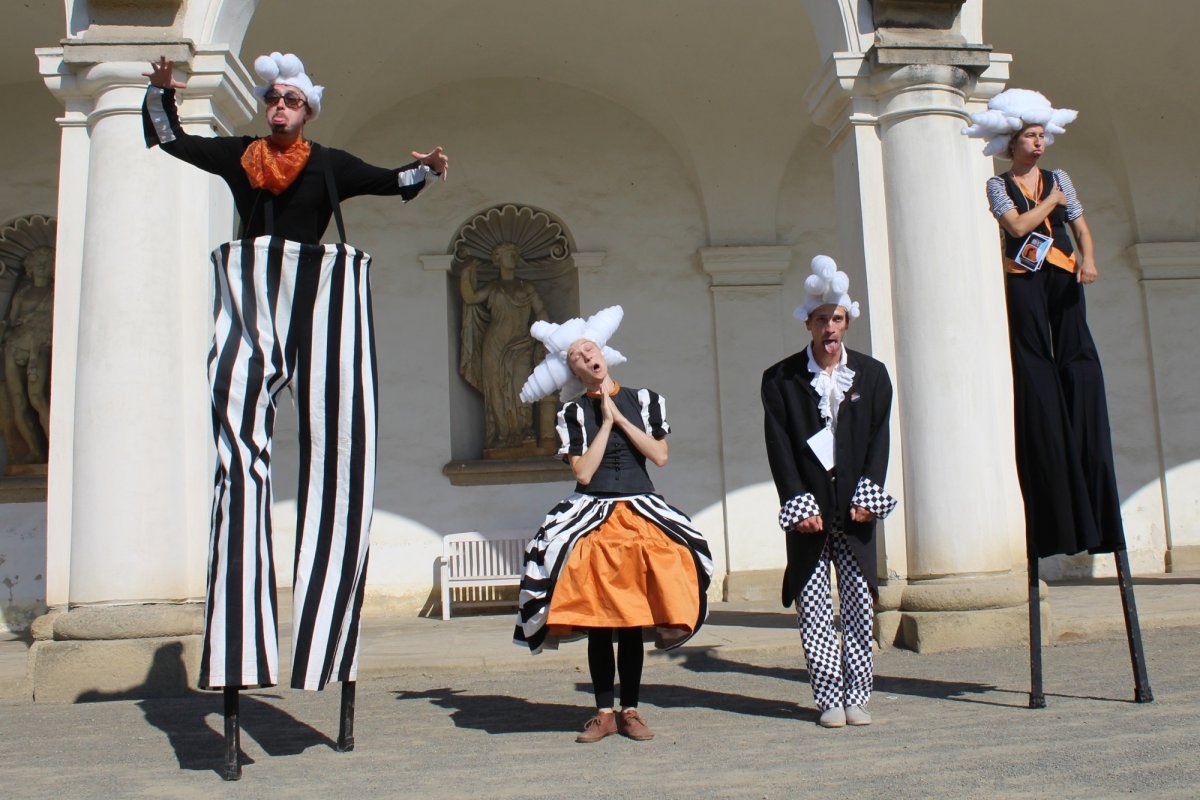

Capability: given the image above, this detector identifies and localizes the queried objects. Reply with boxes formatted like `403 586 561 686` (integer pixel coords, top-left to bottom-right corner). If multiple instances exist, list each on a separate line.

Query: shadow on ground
76 642 336 776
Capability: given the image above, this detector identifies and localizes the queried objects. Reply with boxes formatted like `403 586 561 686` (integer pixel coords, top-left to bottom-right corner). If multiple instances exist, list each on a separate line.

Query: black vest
1000 169 1074 262
571 387 657 496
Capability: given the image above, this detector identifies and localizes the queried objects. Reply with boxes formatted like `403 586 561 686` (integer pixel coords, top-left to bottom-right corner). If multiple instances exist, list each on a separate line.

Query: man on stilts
142 51 448 779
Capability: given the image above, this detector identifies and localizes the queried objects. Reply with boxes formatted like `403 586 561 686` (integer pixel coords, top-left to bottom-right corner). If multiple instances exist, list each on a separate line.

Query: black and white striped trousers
201 236 377 691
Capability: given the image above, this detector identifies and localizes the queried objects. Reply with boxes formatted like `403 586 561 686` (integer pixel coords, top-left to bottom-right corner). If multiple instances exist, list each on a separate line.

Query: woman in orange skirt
513 306 712 743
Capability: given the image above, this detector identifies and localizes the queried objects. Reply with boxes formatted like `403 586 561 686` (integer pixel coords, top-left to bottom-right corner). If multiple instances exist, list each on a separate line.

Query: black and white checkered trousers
795 530 873 711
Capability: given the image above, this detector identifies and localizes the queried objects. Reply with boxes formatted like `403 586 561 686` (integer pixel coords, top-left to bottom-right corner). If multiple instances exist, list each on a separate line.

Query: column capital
37 42 256 135
806 49 1012 139
698 245 792 287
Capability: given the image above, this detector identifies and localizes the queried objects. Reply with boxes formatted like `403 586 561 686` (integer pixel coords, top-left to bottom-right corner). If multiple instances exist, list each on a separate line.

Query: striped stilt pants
201 236 377 691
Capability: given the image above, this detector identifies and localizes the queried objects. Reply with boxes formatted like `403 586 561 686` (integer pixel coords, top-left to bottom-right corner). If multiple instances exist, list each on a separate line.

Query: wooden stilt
1027 554 1046 709
337 681 356 752
221 687 242 781
1114 551 1154 703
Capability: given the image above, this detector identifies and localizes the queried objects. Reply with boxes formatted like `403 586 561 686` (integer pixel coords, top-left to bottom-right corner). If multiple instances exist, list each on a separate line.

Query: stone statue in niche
459 242 549 456
0 214 57 473
452 204 577 461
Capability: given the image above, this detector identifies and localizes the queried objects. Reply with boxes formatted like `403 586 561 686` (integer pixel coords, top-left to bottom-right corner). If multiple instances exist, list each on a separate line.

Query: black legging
587 627 644 709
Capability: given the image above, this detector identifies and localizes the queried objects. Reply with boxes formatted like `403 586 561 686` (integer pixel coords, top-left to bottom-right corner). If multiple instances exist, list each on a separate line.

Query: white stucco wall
4 0 1198 623
0 502 46 630
264 76 728 606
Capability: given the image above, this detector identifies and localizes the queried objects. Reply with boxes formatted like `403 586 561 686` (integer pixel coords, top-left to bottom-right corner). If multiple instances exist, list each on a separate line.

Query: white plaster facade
0 0 1196 650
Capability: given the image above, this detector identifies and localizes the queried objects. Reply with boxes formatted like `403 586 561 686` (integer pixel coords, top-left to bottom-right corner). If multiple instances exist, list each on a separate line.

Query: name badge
806 426 836 471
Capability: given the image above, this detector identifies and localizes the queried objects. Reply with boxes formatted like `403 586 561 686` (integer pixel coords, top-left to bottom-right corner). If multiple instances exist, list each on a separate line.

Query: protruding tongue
824 339 839 355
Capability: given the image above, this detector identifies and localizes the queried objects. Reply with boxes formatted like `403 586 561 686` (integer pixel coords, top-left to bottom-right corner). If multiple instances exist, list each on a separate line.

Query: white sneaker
818 706 846 728
845 704 871 726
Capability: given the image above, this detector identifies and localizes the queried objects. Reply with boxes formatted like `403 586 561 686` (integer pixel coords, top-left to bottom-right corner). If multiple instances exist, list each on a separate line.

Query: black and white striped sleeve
637 389 670 440
142 86 183 147
1053 169 1084 221
556 402 587 458
986 175 1015 218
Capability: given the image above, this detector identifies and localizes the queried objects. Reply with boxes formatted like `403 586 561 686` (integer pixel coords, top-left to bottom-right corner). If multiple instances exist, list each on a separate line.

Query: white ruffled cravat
806 344 855 435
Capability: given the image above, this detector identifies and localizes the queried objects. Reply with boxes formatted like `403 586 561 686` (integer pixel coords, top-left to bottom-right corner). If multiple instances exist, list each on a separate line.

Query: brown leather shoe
617 708 655 741
575 711 617 743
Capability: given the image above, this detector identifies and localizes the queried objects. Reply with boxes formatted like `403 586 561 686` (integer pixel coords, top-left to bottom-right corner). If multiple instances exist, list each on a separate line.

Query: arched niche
443 204 580 485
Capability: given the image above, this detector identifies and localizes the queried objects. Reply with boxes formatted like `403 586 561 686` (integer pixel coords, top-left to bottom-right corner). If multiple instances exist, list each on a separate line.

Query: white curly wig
961 88 1077 158
252 52 325 119
794 255 860 322
519 306 628 402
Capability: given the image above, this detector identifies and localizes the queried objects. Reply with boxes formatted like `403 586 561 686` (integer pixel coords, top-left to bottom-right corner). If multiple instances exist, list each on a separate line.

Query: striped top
986 168 1083 221
556 386 669 496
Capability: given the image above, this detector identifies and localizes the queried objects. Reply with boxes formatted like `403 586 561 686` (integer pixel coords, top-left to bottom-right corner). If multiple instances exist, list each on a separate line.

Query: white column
37 44 255 606
874 64 1025 579
806 48 1030 651
1129 243 1200 572
29 43 256 700
699 246 793 599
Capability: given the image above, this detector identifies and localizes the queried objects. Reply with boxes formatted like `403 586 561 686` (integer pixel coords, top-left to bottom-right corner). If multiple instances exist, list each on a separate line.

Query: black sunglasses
264 91 307 110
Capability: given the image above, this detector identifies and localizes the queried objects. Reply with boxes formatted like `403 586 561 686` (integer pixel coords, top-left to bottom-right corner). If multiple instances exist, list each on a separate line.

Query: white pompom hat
253 52 324 119
794 255 860 322
961 88 1077 158
519 306 628 402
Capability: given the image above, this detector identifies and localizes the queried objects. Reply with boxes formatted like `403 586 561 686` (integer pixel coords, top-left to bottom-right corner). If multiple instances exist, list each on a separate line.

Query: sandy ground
0 627 1196 799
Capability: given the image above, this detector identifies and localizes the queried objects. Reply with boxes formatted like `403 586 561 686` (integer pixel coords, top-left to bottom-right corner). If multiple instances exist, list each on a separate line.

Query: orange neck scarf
240 136 312 195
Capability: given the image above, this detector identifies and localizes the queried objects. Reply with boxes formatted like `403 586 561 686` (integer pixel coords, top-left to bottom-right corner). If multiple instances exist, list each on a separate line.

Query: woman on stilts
963 88 1152 706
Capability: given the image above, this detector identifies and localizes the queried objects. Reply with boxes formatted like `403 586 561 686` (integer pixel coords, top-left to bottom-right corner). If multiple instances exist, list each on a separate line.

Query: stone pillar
805 29 1031 651
1129 243 1200 572
31 42 254 701
698 246 793 600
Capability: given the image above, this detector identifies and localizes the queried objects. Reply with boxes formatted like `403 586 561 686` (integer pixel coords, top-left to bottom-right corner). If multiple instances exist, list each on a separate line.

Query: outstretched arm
141 55 244 177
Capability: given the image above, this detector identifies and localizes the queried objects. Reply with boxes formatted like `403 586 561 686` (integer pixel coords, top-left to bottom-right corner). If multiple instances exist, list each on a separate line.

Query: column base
723 568 783 603
894 572 1048 653
28 603 203 703
1167 545 1200 572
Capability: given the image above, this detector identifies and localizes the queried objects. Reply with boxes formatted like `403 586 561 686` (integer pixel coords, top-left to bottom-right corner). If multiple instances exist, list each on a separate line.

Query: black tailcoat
761 348 893 607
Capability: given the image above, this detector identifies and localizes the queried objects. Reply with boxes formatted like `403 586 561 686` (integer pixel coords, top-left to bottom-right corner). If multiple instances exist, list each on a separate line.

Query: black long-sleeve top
142 86 433 243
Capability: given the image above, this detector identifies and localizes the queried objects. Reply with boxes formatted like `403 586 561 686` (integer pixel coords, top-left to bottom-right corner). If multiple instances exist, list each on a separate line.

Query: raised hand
144 56 187 90
412 147 449 180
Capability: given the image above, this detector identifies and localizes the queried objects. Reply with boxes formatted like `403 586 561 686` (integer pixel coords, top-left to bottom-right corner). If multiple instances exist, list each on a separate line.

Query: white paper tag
806 426 836 472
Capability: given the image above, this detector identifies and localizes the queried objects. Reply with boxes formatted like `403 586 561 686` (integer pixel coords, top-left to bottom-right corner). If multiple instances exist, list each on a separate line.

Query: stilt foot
222 687 242 780
337 680 356 752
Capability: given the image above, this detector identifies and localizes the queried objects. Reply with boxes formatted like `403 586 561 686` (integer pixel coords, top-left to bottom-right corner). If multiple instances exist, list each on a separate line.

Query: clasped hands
793 506 875 533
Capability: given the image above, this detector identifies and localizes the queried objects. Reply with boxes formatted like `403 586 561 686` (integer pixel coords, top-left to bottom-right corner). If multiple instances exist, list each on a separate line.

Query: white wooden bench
438 530 531 620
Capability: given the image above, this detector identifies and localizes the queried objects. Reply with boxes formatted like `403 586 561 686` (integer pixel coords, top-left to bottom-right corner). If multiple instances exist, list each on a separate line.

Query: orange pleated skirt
546 501 700 635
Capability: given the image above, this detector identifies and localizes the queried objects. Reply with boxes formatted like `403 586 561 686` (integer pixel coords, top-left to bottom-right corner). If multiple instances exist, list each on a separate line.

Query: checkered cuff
850 476 897 519
779 493 820 532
